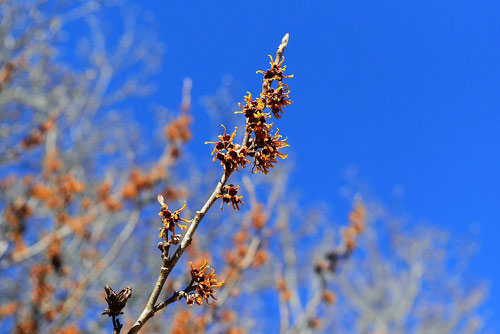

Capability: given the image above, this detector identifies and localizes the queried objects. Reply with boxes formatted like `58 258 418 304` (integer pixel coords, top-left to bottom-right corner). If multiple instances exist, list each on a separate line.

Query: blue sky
118 0 499 323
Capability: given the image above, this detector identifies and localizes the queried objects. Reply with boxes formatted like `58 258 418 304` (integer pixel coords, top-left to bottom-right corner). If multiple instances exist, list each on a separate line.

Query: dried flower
43 149 63 174
221 310 236 323
165 114 192 142
30 264 53 304
251 204 268 230
227 328 244 334
161 186 187 202
102 286 132 317
5 199 32 230
252 249 268 267
171 309 206 333
0 302 18 319
217 184 244 210
349 201 366 233
95 180 121 212
307 317 321 329
31 183 53 201
322 290 337 305
47 236 63 273
276 277 291 301
0 62 15 85
59 174 84 203
157 195 190 239
21 118 55 149
58 324 81 334
342 227 357 253
233 230 249 245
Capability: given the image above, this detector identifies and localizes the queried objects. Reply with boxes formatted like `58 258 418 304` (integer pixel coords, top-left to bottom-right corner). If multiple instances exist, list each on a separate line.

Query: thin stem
112 315 123 334
153 283 196 313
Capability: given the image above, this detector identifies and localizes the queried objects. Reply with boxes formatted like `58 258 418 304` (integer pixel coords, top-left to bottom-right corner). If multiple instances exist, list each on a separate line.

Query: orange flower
217 184 244 210
252 128 289 174
257 55 293 82
206 125 249 173
157 195 190 239
187 261 224 306
263 82 292 119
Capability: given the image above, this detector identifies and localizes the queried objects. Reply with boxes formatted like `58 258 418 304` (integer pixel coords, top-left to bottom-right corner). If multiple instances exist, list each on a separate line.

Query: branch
127 33 291 334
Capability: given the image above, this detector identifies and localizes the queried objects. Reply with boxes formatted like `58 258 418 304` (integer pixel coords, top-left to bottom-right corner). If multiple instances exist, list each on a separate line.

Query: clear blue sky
122 0 499 323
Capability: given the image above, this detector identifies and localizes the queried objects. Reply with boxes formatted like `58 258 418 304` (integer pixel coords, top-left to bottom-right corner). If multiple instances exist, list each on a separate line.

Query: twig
153 283 196 313
277 265 290 334
112 315 123 334
0 225 72 268
287 276 325 334
279 207 304 323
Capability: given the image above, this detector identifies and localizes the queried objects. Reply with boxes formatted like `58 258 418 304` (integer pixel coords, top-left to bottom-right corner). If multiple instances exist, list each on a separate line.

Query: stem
112 315 123 334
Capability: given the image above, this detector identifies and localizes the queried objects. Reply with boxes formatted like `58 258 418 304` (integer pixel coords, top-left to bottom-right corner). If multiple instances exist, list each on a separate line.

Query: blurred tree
0 1 485 333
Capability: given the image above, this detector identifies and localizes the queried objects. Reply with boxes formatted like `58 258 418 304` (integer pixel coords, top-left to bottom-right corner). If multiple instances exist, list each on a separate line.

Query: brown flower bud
102 286 132 317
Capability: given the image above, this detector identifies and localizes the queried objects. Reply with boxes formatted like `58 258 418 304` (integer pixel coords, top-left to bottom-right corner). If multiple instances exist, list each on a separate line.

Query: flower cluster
206 125 249 173
251 203 268 230
257 55 293 119
95 180 122 212
217 184 244 210
239 54 292 174
186 261 224 306
157 195 190 240
342 201 366 252
207 41 292 177
165 114 192 142
314 201 366 275
21 117 55 150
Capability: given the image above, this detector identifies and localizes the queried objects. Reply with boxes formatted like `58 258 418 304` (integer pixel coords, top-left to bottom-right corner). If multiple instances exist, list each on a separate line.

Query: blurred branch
49 208 140 331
